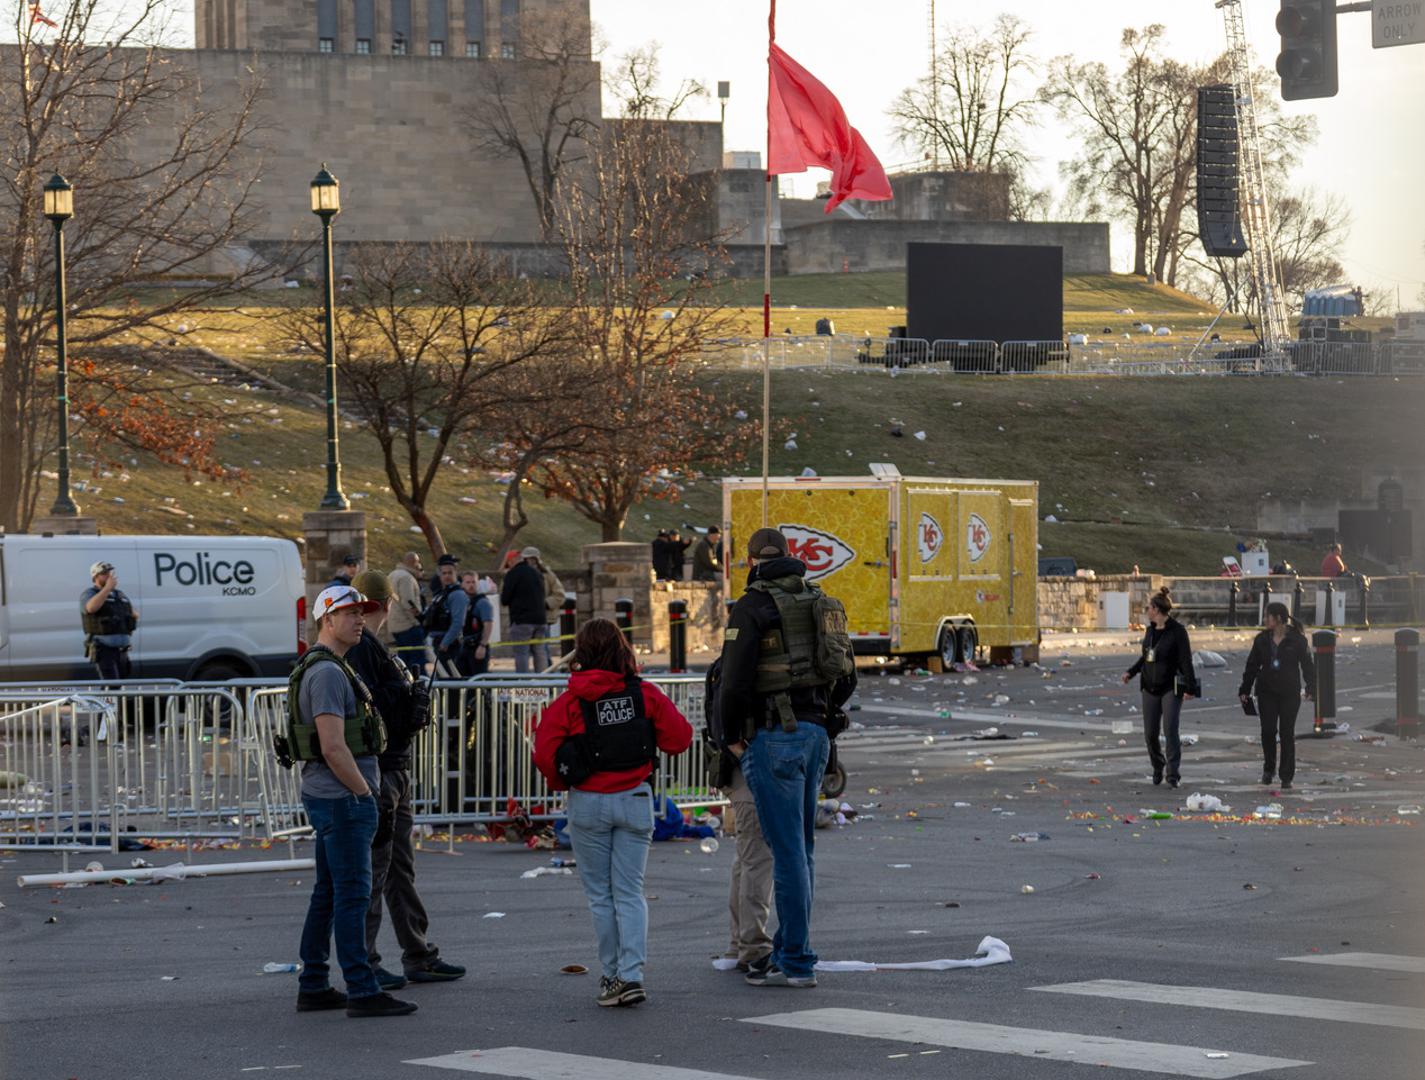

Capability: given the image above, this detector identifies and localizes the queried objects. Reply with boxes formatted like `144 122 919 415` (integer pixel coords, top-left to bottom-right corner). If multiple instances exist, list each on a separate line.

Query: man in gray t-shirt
299 658 380 799
292 585 417 1019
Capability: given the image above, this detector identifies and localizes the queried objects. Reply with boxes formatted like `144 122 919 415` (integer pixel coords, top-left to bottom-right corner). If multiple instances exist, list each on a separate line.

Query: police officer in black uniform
718 527 856 989
81 560 139 680
347 571 466 991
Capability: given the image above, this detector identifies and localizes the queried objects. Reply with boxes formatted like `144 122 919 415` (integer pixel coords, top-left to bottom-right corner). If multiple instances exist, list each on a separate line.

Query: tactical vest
277 646 386 766
422 583 459 634
556 678 657 785
747 575 855 731
461 593 486 642
82 589 136 638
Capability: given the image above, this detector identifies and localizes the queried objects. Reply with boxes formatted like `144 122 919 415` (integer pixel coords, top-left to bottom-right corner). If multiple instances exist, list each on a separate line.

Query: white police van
0 533 305 681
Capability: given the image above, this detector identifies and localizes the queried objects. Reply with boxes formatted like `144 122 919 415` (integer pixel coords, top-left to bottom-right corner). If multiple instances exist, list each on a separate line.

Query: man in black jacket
718 528 856 989
348 571 465 990
500 546 547 672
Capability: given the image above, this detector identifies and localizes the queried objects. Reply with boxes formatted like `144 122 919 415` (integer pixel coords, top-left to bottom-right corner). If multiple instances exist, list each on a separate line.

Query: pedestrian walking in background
501 546 548 673
1122 588 1198 788
533 619 693 1007
692 527 723 582
1321 543 1348 578
347 571 466 990
386 552 426 675
1239 601 1316 790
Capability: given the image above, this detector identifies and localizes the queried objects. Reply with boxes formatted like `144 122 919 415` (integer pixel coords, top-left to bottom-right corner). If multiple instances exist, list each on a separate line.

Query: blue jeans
300 793 382 999
391 626 427 676
565 783 655 982
741 722 830 979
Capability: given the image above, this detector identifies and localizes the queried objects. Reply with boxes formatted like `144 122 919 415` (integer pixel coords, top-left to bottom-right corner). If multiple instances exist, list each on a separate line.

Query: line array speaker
1196 84 1249 259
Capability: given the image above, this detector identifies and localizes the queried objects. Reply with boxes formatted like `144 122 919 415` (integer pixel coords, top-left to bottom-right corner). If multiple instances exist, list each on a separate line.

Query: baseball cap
339 552 360 568
89 560 115 578
747 527 789 559
313 585 381 621
520 546 541 559
351 570 391 602
436 553 459 567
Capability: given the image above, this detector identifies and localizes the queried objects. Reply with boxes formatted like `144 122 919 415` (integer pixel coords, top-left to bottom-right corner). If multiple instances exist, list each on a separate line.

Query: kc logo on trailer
966 513 992 564
917 512 943 563
780 524 855 581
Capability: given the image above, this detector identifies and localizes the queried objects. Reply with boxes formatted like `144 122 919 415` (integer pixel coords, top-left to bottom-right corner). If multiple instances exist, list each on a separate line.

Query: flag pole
761 0 776 527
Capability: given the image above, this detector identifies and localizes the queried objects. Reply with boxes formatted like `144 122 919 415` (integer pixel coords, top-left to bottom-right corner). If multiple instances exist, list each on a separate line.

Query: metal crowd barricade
234 672 721 836
1001 340 1070 374
0 684 247 850
929 339 998 373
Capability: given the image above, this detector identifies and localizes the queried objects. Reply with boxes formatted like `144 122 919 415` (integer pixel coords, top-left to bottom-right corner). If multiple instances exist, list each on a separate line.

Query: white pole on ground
18 858 314 889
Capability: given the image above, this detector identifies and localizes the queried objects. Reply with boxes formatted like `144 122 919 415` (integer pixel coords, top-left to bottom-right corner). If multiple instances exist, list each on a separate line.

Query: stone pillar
303 510 367 642
583 541 655 650
30 514 99 536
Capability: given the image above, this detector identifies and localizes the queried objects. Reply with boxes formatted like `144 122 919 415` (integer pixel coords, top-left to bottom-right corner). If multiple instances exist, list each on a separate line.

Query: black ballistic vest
577 678 657 773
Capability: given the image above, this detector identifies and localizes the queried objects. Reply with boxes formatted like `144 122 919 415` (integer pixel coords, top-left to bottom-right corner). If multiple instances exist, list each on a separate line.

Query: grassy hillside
36 350 1421 576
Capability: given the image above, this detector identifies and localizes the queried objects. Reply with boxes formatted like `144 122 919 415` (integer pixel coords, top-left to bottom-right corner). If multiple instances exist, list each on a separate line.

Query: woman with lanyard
533 619 693 1008
1122 588 1197 787
1238 601 1315 790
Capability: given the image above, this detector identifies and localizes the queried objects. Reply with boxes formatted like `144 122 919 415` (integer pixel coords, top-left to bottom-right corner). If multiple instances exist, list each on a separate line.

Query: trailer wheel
937 626 959 668
957 625 979 666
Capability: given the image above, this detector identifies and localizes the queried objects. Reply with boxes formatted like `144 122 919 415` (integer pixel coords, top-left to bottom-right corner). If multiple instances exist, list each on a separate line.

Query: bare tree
463 20 601 241
532 120 757 542
0 0 280 530
605 44 707 121
889 14 1038 174
275 242 566 558
1181 188 1350 313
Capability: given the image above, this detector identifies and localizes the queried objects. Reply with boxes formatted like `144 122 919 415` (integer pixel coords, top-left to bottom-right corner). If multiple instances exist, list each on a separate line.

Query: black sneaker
597 977 647 1007
407 958 466 983
373 966 408 991
1152 772 1163 786
744 953 773 981
295 987 348 1012
1280 781 1294 791
346 991 418 1017
1167 779 1179 789
1261 773 1274 785
747 963 816 988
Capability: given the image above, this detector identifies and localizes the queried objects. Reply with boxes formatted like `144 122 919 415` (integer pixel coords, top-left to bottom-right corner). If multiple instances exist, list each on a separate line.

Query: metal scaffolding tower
1217 0 1292 360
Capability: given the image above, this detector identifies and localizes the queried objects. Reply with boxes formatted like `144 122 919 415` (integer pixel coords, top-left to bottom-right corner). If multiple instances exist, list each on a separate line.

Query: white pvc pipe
17 858 313 888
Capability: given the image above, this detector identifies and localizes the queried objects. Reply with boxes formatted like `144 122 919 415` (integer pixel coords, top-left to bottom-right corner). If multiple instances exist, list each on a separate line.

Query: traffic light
1275 0 1338 100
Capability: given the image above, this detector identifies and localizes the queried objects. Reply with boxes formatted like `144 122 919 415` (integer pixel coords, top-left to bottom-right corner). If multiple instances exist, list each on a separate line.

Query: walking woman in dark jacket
1238 601 1315 789
1121 588 1197 787
533 619 693 1009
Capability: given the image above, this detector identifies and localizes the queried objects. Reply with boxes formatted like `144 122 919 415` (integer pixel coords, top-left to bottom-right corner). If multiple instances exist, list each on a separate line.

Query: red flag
30 3 58 28
767 42 892 213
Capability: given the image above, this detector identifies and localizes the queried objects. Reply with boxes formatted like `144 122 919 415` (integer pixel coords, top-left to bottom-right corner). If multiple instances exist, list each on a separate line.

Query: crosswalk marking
405 1047 758 1079
1033 979 1425 1030
740 1008 1309 1077
1282 952 1425 974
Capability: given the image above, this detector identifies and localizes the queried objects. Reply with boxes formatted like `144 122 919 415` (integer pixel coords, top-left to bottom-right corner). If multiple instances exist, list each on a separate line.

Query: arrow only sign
1373 0 1425 47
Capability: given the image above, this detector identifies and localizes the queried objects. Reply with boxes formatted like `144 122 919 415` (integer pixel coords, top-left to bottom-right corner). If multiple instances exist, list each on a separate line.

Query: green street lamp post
310 164 348 511
43 173 78 517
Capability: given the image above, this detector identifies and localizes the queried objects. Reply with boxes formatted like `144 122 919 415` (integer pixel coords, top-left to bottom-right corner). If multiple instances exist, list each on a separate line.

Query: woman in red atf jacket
533 618 693 1010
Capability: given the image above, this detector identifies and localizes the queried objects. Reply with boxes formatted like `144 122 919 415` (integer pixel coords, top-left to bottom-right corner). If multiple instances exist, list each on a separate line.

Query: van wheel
957 626 979 666
937 627 959 668
192 660 245 684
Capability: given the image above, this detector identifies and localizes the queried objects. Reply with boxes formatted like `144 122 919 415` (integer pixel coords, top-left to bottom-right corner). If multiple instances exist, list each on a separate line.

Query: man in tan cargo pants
726 764 774 970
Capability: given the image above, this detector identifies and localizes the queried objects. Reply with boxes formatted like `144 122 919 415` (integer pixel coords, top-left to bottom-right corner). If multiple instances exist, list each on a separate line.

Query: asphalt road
3 630 1423 1080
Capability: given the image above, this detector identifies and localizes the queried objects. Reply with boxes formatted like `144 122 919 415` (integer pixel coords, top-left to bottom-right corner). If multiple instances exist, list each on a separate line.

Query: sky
591 0 1425 306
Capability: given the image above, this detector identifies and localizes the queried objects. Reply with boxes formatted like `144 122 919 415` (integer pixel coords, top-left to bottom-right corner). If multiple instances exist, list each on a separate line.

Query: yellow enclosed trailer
722 465 1038 666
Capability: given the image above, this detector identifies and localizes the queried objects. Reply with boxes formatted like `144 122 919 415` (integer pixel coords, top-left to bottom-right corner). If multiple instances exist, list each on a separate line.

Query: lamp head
43 174 73 223
310 164 340 217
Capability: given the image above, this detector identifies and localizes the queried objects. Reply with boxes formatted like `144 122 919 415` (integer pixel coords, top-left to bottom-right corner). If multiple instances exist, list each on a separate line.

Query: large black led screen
906 243 1063 344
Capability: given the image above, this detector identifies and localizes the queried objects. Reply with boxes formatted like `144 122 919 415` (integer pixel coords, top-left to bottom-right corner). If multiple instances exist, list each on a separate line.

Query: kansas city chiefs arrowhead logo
780 524 855 581
966 513 992 564
917 512 943 563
